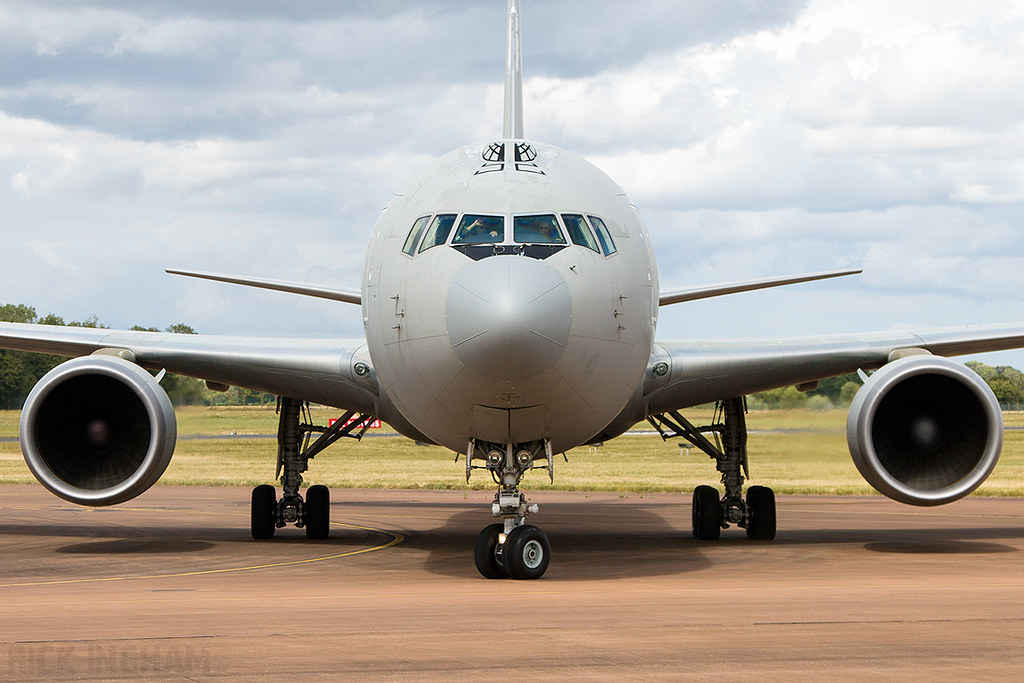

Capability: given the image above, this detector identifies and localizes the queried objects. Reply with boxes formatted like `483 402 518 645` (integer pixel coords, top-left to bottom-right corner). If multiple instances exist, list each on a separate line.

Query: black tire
305 485 330 540
251 485 277 540
745 485 776 540
692 485 721 540
474 523 507 579
503 525 550 580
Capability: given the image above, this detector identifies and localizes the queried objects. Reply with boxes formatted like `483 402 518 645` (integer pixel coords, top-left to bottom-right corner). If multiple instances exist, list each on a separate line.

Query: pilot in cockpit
461 218 501 242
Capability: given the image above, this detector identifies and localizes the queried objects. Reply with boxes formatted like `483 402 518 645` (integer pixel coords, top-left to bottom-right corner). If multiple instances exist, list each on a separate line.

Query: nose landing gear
468 439 554 579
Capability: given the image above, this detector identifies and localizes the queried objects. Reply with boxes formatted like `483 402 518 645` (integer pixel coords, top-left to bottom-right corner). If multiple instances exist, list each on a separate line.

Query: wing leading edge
0 322 377 414
165 269 361 305
646 322 1024 414
658 269 861 306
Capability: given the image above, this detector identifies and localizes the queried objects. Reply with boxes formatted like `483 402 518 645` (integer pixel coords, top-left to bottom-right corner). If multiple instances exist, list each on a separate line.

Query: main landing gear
251 397 376 540
467 439 555 579
650 396 777 541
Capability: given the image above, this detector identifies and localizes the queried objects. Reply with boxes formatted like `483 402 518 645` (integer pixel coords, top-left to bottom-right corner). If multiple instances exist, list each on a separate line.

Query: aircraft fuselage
362 139 658 454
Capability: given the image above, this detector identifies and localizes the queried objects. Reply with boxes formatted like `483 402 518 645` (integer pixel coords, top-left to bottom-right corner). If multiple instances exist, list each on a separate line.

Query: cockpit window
418 213 457 253
588 215 617 256
561 214 600 253
452 214 505 245
402 215 431 256
513 214 566 244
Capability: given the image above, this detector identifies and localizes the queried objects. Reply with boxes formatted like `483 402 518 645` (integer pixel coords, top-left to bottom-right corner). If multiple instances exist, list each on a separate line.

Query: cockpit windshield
452 214 505 244
561 214 600 253
402 215 430 256
418 213 457 253
404 211 616 261
588 215 617 256
513 214 566 244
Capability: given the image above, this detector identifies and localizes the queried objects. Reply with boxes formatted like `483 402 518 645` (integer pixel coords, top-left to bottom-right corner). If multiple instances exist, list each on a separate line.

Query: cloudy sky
3 0 1024 367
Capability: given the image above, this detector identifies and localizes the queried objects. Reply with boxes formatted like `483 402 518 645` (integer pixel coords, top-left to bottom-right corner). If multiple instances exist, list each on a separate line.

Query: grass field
2 406 1023 496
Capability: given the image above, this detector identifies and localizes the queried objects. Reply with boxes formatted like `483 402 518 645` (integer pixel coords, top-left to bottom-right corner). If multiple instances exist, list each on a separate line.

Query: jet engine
847 355 1002 506
20 355 177 506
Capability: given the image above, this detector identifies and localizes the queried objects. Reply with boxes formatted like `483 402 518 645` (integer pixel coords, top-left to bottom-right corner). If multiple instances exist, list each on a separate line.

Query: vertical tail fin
503 0 524 139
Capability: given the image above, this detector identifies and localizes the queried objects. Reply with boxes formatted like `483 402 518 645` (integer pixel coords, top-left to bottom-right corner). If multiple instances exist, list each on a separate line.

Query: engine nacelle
847 355 1002 506
20 355 177 506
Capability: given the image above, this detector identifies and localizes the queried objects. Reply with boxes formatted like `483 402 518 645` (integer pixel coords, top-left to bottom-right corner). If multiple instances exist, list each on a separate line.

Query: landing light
516 450 532 466
487 450 503 466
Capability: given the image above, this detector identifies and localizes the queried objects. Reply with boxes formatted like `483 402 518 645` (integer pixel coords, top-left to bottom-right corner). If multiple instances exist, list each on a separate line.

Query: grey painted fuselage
363 139 657 454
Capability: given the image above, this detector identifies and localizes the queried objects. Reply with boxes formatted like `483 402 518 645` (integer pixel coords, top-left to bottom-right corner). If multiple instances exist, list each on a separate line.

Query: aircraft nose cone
447 256 572 381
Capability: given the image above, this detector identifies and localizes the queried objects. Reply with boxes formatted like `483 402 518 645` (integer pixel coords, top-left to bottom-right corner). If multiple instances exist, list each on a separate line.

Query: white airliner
1 1 1023 579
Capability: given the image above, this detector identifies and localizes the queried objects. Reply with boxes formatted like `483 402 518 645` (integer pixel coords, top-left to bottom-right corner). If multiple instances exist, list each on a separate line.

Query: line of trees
0 303 273 409
964 361 1024 404
747 373 862 411
748 361 1024 410
1 304 107 409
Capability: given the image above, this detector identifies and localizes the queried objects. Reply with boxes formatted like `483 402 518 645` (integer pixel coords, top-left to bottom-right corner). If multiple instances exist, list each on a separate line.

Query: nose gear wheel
473 523 507 579
504 525 550 579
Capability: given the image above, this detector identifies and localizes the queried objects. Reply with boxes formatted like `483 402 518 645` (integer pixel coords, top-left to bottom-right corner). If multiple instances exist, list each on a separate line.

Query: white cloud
1 0 1024 367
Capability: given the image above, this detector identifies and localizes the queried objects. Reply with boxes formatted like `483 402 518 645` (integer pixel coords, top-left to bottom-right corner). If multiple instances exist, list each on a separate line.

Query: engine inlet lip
847 355 1003 506
20 356 177 506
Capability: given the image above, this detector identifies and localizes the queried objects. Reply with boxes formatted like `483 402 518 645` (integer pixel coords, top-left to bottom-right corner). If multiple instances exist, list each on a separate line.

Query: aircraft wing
0 322 377 413
646 322 1024 413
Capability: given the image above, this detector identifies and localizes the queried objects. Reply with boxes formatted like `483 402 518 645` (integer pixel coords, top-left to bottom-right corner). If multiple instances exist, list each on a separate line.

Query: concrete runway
1 484 1022 681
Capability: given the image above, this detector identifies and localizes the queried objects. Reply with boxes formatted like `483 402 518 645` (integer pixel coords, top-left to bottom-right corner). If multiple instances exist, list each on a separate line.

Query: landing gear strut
650 396 776 540
250 397 375 540
467 439 554 579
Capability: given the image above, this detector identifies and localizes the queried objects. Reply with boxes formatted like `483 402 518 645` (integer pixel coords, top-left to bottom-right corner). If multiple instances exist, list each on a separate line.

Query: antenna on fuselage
503 0 524 140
